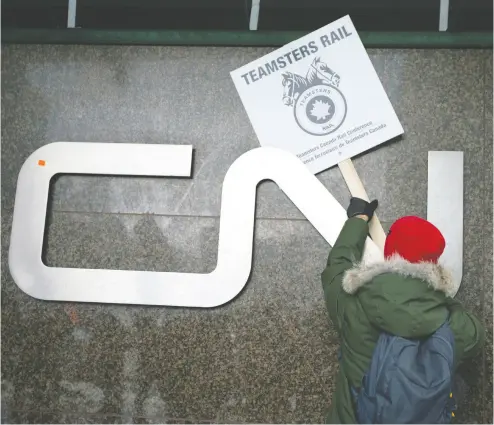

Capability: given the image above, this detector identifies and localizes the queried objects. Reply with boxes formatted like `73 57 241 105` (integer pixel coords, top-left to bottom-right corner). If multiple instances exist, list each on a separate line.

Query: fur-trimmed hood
342 254 458 298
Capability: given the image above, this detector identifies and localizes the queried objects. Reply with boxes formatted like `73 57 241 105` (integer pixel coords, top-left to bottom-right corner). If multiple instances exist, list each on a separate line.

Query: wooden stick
338 158 386 251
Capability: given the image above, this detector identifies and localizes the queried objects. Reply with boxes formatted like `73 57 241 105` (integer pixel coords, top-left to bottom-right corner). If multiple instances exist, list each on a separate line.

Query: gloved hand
347 197 378 221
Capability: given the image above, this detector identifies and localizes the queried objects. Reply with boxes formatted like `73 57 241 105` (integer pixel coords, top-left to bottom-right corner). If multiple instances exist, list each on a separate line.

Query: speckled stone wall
1 45 492 424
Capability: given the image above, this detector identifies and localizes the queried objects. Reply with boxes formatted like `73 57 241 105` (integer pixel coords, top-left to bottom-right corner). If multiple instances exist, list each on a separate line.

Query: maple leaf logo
309 100 331 121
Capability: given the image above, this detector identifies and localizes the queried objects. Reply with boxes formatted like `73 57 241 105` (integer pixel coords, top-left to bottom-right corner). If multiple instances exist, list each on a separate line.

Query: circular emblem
293 84 347 136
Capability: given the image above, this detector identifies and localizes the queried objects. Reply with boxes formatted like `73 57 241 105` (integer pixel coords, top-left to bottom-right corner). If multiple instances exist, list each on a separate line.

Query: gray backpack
352 321 456 424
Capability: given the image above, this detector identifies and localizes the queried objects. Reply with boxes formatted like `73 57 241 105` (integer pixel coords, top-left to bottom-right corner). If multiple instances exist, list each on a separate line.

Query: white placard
231 15 404 174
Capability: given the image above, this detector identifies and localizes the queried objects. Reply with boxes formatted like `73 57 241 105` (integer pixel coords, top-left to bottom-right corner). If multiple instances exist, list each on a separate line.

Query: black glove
347 197 378 220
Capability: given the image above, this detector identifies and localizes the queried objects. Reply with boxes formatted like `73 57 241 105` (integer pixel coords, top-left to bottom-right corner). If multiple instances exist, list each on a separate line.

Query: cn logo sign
9 143 463 307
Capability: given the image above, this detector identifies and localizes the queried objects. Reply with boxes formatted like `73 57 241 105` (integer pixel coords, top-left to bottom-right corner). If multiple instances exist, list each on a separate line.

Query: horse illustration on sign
281 58 347 136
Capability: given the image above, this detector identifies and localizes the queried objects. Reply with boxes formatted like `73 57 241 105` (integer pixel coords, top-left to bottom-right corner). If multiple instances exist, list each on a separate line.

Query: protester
321 197 485 423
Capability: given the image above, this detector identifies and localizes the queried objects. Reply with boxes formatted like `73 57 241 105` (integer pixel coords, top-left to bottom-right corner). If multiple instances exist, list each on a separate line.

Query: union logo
281 58 347 136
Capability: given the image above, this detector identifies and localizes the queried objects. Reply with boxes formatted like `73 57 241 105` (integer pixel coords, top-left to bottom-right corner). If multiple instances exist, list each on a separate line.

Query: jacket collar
342 254 458 298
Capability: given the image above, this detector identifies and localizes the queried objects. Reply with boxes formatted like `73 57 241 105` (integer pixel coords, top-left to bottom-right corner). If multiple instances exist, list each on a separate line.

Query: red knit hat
384 216 445 263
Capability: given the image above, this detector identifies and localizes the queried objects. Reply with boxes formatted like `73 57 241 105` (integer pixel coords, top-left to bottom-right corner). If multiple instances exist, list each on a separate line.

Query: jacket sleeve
446 297 485 366
321 217 369 332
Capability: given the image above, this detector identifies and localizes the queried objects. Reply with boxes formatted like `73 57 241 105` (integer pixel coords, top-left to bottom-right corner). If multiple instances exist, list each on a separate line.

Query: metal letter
9 142 382 307
427 151 463 297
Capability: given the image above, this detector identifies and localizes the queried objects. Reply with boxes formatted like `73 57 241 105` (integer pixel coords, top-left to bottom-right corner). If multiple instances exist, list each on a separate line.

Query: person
321 197 485 424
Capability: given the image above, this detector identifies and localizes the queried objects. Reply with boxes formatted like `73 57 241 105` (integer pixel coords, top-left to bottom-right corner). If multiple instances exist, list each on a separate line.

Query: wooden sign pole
338 158 386 251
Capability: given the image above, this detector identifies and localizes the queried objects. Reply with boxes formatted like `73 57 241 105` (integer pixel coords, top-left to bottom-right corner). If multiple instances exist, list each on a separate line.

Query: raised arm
321 198 378 331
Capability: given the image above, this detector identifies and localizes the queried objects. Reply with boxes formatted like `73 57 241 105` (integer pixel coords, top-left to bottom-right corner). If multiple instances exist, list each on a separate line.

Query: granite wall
1 45 492 423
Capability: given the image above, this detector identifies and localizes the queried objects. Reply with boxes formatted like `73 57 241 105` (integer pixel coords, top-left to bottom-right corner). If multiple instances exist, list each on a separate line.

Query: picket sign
230 15 403 250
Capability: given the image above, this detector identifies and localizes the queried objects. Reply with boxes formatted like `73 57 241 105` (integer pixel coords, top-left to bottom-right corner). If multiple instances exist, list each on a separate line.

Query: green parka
321 217 485 424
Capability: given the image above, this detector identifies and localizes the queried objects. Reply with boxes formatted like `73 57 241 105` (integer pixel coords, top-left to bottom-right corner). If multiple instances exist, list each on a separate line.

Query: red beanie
384 216 445 263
